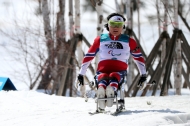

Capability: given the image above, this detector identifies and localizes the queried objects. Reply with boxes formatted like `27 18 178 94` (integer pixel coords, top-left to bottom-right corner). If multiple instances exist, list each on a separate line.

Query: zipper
114 36 116 40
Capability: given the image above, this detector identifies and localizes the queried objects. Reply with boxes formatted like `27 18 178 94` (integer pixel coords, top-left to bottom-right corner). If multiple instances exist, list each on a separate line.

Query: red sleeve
129 38 139 52
79 36 100 75
82 36 100 63
129 37 145 63
88 36 100 53
129 37 146 75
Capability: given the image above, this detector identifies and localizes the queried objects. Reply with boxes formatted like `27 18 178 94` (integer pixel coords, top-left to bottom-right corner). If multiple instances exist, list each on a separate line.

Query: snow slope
0 90 190 126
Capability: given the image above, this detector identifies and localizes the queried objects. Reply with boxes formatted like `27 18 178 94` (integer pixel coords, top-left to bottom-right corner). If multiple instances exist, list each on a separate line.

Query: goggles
108 21 124 28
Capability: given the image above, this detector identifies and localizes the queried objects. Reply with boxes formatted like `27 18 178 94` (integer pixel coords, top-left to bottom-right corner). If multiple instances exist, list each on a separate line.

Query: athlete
77 13 147 109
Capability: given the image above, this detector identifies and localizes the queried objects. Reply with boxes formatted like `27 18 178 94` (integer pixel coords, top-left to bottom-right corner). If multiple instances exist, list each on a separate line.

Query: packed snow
0 90 190 126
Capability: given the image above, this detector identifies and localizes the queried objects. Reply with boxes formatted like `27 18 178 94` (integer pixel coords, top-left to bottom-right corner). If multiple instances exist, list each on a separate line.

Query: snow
0 90 190 126
0 0 190 90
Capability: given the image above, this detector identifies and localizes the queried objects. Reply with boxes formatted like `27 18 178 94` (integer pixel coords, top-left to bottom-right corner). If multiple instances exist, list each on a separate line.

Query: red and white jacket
79 33 146 75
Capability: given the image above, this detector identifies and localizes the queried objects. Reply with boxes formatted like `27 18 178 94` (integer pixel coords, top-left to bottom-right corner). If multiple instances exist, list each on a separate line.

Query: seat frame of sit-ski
92 73 126 112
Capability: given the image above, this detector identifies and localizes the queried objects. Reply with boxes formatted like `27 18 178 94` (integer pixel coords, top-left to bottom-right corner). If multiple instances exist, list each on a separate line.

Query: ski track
0 91 190 126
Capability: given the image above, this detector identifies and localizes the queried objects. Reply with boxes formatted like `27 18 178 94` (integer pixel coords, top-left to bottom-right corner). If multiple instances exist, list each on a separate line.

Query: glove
137 74 147 90
77 74 84 86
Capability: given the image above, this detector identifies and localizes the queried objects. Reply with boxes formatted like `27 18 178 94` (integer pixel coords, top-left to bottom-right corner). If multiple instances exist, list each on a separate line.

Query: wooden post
160 29 178 96
126 30 164 97
160 0 168 91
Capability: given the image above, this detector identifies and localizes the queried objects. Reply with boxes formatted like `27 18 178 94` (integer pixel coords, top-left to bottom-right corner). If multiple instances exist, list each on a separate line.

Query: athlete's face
109 26 123 36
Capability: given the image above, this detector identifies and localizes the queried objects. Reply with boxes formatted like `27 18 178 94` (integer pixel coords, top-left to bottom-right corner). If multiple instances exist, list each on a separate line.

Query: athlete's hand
77 74 84 86
137 74 147 90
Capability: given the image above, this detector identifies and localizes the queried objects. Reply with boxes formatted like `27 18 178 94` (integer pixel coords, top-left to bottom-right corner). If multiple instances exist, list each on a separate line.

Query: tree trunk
40 0 54 90
94 0 103 73
58 0 75 96
74 0 83 97
51 0 66 95
125 0 134 92
137 0 140 43
75 0 80 34
95 0 103 36
75 0 83 66
156 0 161 35
115 0 121 13
173 0 182 95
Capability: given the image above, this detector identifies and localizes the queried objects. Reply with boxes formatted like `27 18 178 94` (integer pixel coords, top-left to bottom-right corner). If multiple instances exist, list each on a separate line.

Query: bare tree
57 0 75 96
125 0 135 90
39 0 54 91
91 0 104 72
137 0 141 43
0 21 46 90
173 0 182 95
51 0 66 94
115 0 121 13
156 0 161 35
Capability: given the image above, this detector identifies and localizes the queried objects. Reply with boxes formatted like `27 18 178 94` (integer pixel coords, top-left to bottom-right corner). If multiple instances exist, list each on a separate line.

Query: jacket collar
109 33 121 40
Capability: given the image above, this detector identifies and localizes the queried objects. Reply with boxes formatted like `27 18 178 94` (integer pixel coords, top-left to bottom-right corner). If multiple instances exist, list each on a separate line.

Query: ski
89 111 99 115
110 105 126 116
110 109 125 116
89 105 126 116
89 111 109 115
89 109 125 116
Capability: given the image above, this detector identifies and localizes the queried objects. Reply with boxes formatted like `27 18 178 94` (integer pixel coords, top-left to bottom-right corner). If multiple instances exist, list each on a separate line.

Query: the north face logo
105 42 123 49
